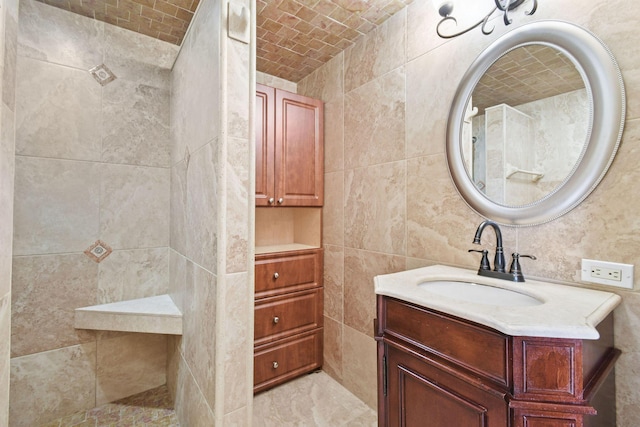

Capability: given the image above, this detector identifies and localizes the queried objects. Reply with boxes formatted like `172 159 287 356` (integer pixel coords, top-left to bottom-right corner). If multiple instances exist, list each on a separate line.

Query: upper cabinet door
274 90 324 207
255 84 276 206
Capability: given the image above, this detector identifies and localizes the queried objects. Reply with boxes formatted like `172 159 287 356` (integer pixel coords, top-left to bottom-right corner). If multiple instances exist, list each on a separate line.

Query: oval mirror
447 20 625 226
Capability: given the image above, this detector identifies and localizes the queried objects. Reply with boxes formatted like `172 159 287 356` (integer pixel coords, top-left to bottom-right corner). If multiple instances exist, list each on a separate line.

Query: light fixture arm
436 0 538 39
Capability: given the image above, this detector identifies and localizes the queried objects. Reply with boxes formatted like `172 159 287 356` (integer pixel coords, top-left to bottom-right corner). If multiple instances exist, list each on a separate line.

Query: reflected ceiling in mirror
463 44 590 207
446 21 625 226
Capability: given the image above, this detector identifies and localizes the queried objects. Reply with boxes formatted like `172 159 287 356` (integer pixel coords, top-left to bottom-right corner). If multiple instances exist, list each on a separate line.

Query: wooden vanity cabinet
376 296 619 427
253 248 323 393
255 84 323 207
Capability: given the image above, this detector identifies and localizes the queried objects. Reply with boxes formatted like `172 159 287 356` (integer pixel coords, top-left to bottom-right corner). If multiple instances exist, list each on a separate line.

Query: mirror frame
446 20 625 226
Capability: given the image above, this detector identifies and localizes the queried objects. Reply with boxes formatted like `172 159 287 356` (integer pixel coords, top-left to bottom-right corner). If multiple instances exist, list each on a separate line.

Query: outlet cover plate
581 259 634 289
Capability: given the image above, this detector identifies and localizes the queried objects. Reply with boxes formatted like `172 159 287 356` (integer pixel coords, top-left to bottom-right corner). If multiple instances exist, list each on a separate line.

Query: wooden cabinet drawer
254 330 322 393
255 249 322 298
255 288 322 345
381 297 510 387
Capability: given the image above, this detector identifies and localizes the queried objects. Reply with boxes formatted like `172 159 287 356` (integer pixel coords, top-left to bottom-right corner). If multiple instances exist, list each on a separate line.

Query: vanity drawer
254 330 322 393
254 288 323 345
255 249 322 298
380 297 510 388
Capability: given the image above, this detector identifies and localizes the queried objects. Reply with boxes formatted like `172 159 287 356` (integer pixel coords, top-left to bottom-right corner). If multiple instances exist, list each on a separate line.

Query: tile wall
167 0 254 424
298 0 640 422
9 1 179 425
0 0 19 421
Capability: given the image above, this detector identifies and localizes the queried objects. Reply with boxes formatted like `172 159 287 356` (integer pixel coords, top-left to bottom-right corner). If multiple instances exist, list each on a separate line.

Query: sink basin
418 281 543 307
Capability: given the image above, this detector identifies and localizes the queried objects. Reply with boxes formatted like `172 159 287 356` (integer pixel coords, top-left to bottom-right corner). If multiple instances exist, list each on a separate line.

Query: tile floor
41 371 376 426
253 371 378 426
41 385 178 427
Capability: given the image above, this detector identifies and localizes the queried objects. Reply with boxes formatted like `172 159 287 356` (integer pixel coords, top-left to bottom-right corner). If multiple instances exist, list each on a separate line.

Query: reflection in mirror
462 45 589 206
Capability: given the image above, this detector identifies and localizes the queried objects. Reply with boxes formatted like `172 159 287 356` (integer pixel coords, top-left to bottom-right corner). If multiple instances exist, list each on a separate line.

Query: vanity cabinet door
383 343 509 427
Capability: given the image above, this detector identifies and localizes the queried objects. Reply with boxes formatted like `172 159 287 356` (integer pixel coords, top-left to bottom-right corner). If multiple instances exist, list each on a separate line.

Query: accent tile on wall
344 161 406 255
344 8 406 93
9 343 97 427
344 248 405 337
98 248 169 304
344 68 405 169
17 0 104 70
13 157 100 255
11 253 97 357
96 333 167 405
15 56 102 161
99 163 170 250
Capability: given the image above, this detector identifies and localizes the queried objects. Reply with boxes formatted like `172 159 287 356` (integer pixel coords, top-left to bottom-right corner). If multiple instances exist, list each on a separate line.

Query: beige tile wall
0 0 18 421
168 0 253 423
298 0 640 421
9 1 178 424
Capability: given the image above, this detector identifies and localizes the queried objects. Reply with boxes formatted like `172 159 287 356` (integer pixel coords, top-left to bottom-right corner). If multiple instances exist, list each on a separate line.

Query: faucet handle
509 253 537 281
469 249 490 271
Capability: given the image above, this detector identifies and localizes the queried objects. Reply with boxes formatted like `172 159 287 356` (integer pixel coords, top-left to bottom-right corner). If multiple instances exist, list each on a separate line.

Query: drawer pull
273 316 279 324
273 272 279 279
272 361 279 369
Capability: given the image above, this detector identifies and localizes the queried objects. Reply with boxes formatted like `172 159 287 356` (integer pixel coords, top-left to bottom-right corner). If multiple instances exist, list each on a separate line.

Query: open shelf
255 207 321 254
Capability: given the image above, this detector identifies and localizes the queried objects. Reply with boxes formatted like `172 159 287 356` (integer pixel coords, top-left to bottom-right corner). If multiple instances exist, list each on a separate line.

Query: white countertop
375 265 621 339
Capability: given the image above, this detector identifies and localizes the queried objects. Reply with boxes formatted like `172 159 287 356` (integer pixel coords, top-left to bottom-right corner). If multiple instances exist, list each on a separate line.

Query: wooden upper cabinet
256 85 275 206
255 84 324 207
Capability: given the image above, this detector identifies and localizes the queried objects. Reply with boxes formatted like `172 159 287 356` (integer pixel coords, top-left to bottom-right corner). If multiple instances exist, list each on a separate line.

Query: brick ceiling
37 0 413 82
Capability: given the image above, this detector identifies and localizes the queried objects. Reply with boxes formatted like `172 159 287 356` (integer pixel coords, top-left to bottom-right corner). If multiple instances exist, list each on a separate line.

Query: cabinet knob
268 197 275 204
273 316 279 324
272 361 279 369
277 198 284 204
273 272 279 279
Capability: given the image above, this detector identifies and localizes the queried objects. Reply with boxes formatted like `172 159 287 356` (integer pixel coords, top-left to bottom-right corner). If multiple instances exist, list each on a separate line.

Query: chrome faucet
468 220 536 282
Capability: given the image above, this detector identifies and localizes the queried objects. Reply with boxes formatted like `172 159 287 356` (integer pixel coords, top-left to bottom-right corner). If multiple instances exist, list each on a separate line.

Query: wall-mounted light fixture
434 0 538 39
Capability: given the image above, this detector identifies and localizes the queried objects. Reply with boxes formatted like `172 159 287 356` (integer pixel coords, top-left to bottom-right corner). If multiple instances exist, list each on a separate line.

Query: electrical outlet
581 259 634 289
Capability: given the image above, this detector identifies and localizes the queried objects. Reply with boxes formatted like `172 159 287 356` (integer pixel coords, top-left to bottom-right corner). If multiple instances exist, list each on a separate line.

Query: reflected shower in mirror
462 44 589 206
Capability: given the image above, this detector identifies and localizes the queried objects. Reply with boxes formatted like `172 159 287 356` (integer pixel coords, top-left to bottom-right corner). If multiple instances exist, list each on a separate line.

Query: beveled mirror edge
446 20 626 227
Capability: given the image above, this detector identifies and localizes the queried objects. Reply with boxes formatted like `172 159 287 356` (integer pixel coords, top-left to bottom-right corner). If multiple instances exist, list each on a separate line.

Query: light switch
228 1 250 44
